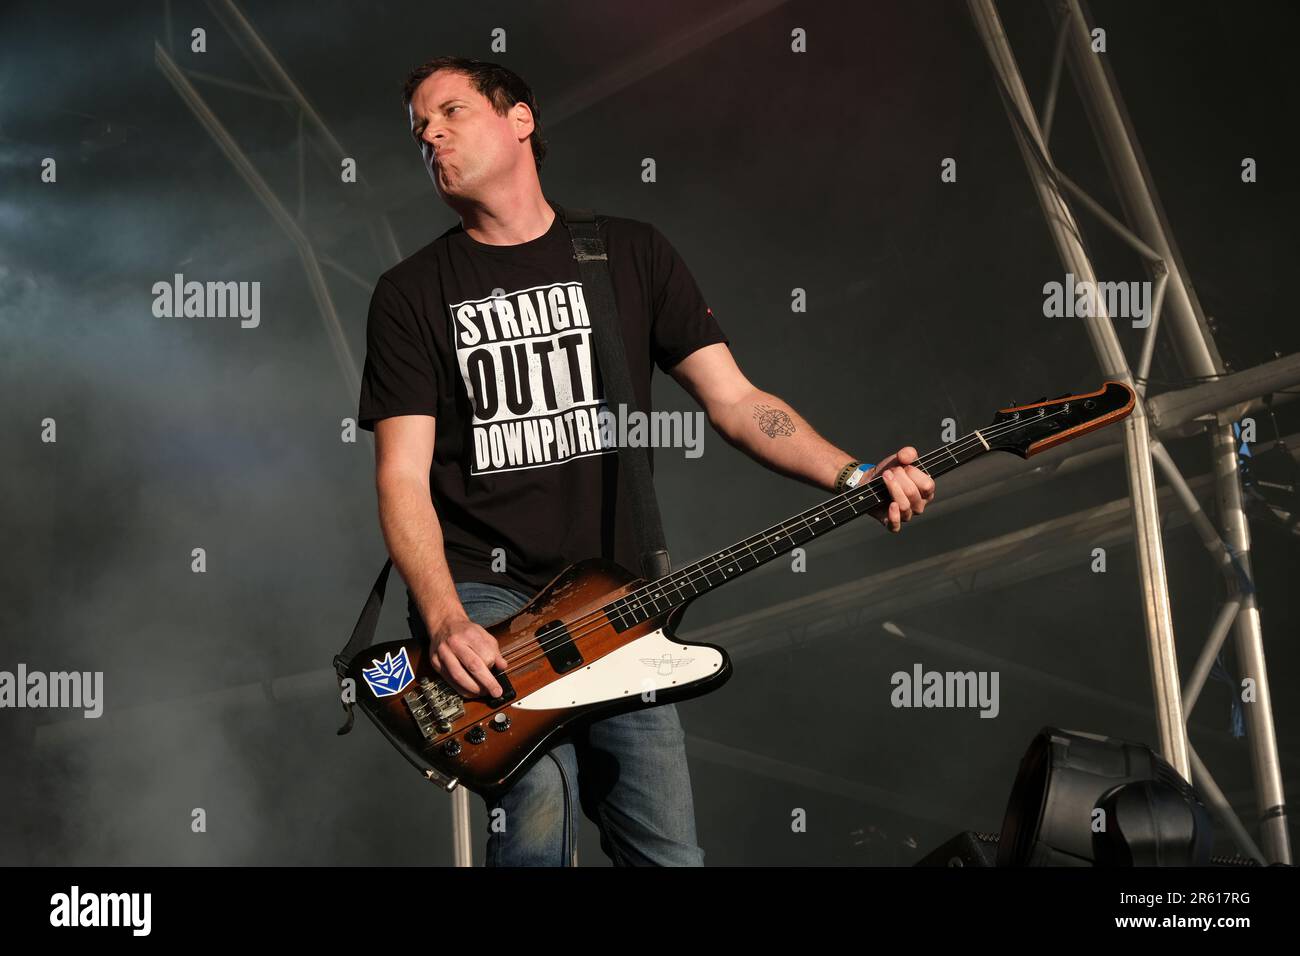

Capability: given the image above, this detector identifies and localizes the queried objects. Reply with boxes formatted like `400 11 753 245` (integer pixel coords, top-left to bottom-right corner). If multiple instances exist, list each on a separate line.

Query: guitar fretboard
603 432 992 631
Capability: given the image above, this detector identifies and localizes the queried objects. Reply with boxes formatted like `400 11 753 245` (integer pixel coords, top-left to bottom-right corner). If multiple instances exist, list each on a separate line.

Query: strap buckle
572 236 607 261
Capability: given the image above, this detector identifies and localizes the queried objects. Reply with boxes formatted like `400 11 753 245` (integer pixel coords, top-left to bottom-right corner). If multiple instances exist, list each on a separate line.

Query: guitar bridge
404 677 465 742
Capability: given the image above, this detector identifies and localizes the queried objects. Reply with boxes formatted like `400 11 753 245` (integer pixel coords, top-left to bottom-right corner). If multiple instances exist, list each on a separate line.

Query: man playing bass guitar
356 56 936 866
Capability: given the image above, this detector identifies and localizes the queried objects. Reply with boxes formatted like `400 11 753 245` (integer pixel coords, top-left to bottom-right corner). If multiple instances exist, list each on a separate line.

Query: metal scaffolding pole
206 0 403 265
155 41 359 403
1052 0 1290 864
967 0 1190 782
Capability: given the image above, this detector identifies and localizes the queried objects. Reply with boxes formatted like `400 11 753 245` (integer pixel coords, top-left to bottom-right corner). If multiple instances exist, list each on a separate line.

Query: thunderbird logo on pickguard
641 654 695 676
363 646 416 698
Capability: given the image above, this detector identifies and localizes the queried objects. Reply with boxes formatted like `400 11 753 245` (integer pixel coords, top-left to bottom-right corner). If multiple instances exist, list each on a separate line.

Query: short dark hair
401 56 547 168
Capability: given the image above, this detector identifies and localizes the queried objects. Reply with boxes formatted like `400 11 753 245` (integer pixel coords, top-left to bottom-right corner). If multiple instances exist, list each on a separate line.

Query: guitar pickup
482 669 516 708
538 620 584 674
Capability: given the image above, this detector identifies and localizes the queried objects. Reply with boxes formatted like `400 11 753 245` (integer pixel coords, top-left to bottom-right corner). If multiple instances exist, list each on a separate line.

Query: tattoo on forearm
753 403 796 439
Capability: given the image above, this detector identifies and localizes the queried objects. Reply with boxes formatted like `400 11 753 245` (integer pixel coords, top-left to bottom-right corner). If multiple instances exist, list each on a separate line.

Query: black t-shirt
357 197 730 598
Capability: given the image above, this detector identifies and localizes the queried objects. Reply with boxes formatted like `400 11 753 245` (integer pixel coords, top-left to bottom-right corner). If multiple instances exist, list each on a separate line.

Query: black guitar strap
334 202 672 737
553 204 672 583
332 556 391 734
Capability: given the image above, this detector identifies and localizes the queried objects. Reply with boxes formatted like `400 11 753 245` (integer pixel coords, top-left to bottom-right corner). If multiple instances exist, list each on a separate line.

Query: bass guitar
341 381 1135 796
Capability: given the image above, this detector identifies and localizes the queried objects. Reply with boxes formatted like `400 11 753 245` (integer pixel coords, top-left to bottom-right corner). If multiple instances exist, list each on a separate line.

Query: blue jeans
408 580 705 867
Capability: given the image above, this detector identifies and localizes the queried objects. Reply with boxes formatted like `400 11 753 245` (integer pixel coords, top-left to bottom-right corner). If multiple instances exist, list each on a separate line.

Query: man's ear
512 102 535 142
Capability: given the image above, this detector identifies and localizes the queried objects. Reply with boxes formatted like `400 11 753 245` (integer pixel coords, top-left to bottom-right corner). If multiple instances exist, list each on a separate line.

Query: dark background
2 0 1297 865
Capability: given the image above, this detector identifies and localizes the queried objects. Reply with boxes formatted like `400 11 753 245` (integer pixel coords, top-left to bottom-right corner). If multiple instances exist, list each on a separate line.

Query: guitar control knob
443 739 462 757
466 726 487 744
491 713 511 732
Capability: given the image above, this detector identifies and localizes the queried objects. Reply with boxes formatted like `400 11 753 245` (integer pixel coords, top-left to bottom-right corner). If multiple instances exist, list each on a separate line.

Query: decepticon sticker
362 647 416 698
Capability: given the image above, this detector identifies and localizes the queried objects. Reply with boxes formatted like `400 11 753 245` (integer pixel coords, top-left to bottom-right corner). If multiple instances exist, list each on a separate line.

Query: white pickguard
511 628 723 710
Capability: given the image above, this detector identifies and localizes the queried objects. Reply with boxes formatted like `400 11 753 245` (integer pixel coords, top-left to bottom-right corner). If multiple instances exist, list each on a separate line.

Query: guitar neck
606 429 995 628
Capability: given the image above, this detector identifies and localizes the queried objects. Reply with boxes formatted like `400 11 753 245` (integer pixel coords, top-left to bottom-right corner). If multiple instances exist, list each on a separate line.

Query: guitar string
472 407 1075 686
487 408 1070 679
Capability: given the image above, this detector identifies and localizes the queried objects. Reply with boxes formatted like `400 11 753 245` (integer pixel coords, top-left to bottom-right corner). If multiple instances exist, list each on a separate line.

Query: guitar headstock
983 381 1135 459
